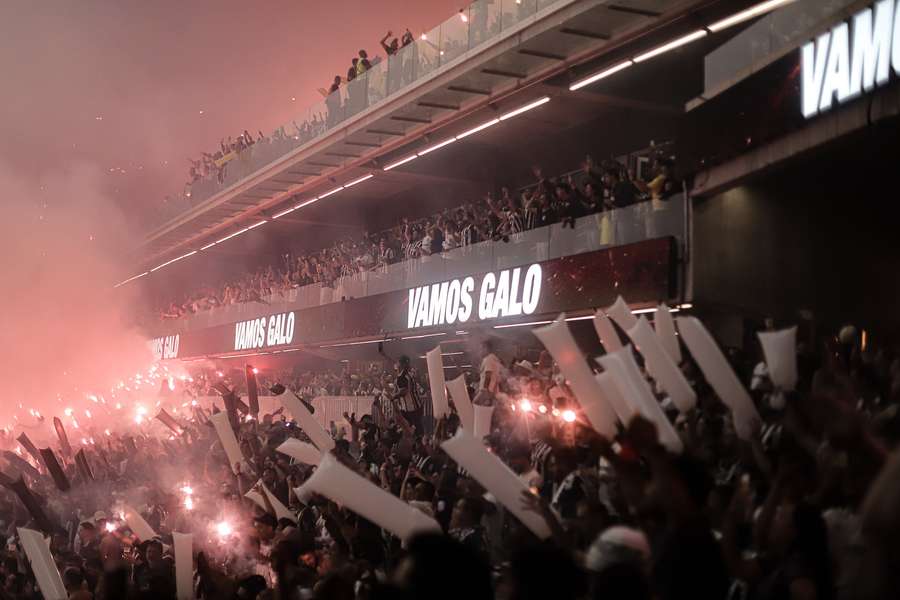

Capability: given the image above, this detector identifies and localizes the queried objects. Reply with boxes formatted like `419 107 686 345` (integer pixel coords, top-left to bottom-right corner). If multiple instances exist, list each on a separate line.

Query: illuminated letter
493 270 510 318
285 312 295 344
416 286 430 328
267 315 278 346
893 0 900 75
802 33 831 118
458 277 475 322
408 288 420 329
507 268 523 316
235 322 244 350
522 264 542 315
849 2 893 97
820 23 851 112
446 280 461 324
256 318 266 349
429 282 449 326
478 273 496 321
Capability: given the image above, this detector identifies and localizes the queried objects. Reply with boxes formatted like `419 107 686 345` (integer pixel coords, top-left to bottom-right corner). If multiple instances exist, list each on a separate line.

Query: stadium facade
127 0 900 364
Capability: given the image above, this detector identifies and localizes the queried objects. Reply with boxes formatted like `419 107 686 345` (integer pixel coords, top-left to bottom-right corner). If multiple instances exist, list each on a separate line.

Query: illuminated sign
802 0 900 118
145 239 676 359
406 264 542 329
234 312 296 351
148 334 180 360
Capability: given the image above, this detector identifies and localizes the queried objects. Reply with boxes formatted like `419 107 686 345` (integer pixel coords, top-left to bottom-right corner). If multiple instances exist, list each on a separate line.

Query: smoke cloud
0 160 154 436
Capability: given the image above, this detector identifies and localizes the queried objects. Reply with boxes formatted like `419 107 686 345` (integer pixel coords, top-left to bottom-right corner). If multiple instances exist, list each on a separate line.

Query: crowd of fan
158 154 678 320
1 319 899 599
176 26 418 220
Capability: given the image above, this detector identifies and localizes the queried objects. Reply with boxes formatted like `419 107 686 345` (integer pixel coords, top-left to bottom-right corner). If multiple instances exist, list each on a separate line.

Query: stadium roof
125 0 791 281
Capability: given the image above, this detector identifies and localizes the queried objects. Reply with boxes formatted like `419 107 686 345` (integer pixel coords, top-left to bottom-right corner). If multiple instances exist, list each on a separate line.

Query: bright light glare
708 0 796 32
271 206 296 219
455 118 500 140
417 137 456 156
184 497 194 511
383 154 418 171
499 96 550 121
216 521 233 537
343 174 373 188
105 522 116 533
633 30 707 63
215 228 249 245
317 186 344 199
150 250 197 273
569 61 633 91
537 404 548 414
520 399 533 412
113 271 149 288
562 410 576 423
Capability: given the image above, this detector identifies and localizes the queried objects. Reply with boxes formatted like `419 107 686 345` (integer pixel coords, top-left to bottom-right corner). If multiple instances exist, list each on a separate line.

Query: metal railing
153 194 687 334
150 0 570 230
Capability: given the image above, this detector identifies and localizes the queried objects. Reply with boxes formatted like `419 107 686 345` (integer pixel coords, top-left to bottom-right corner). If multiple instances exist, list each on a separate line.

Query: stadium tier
8 2 900 599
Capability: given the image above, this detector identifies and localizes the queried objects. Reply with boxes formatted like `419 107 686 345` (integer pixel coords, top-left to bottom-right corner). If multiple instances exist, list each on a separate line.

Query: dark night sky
0 0 463 227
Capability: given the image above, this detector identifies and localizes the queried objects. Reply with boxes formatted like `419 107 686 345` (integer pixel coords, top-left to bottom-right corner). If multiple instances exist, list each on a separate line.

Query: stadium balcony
151 192 686 333
134 0 751 269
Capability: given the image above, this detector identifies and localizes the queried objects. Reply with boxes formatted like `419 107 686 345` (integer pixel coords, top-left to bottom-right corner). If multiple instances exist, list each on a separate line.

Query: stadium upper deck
122 0 785 283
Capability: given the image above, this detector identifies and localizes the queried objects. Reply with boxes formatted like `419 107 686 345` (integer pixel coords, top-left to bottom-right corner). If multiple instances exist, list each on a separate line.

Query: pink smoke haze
0 161 154 436
0 0 466 441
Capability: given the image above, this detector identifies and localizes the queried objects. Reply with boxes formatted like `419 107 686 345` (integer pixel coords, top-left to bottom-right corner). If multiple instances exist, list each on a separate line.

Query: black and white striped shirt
531 440 553 475
460 224 478 247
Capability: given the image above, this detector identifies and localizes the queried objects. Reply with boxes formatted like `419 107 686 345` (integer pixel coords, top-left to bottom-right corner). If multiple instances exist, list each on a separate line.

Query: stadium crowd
158 154 678 321
1 318 900 600
177 26 419 215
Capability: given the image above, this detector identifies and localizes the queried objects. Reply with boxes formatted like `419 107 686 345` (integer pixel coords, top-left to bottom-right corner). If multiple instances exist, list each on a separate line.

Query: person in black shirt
380 31 400 56
392 356 423 432
555 181 586 228
607 169 639 209
325 75 342 127
429 224 444 255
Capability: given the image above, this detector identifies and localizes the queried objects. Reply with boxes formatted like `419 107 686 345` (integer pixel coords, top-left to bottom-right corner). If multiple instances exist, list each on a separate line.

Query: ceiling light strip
499 96 551 120
633 30 707 63
455 118 500 139
383 155 418 171
343 174 373 188
569 60 634 91
113 271 150 288
417 137 457 156
708 0 796 32
272 206 297 219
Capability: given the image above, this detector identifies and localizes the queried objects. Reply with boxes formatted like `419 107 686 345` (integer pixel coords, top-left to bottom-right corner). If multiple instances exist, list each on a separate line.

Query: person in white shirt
475 339 504 405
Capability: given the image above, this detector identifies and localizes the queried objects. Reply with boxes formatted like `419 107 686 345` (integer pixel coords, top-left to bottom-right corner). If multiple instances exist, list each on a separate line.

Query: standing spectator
429 223 444 255
391 355 423 432
378 238 395 266
325 75 342 127
357 50 371 75
380 31 400 56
